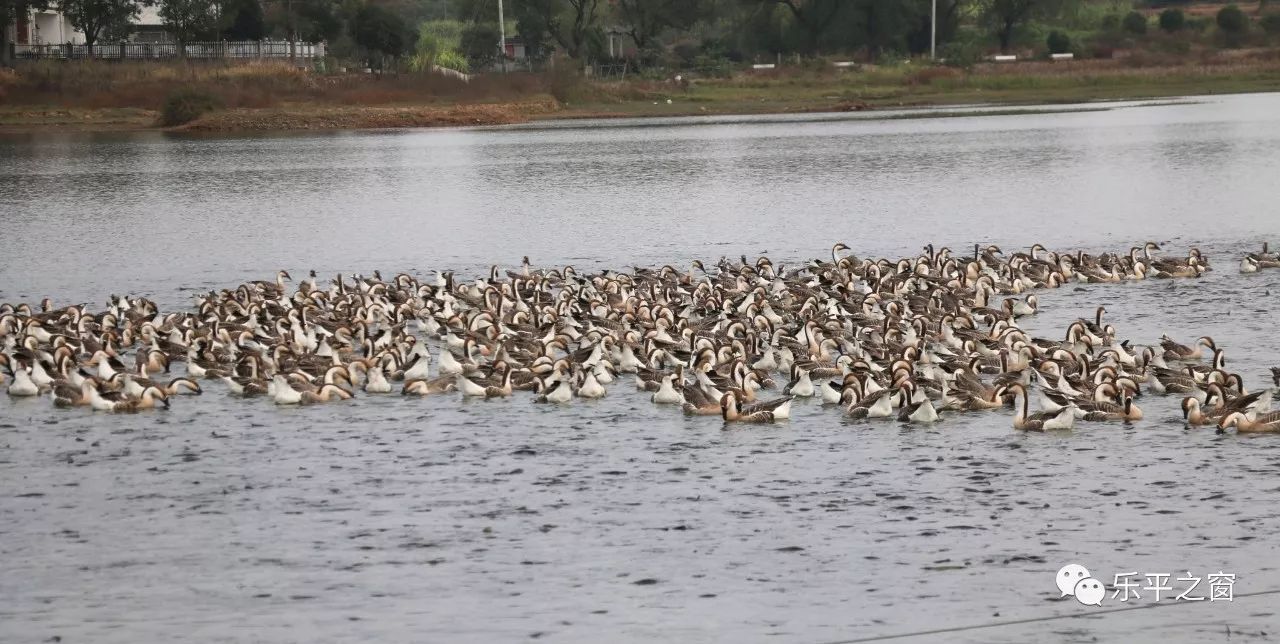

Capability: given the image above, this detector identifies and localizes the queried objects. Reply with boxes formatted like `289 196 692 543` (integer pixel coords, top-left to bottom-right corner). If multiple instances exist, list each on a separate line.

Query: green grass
557 59 1280 120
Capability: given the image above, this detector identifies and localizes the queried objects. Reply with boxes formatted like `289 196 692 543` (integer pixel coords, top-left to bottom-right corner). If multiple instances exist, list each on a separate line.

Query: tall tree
980 0 1062 53
1 0 50 66
615 0 706 51
159 0 219 46
353 2 411 65
511 0 555 58
220 0 265 39
61 0 140 52
841 0 920 57
513 0 601 60
767 0 843 53
559 0 601 59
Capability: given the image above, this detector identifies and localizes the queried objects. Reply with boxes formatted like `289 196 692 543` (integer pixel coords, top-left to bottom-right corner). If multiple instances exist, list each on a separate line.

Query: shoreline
3 69 1280 135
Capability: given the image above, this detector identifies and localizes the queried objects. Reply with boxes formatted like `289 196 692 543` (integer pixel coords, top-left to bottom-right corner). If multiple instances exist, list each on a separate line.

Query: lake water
2 93 1280 643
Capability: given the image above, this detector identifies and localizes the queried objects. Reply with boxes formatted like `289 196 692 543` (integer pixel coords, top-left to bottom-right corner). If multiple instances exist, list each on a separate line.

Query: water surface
2 94 1280 643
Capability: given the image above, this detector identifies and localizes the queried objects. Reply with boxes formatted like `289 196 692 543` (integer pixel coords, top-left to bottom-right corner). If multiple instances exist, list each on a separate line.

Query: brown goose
721 391 792 423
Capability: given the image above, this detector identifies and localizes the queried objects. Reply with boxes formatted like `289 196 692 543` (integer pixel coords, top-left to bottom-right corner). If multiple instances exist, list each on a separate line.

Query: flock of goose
3 241 1279 433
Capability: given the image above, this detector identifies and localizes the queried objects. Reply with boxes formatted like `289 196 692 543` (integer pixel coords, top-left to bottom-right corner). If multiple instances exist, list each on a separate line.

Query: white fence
13 40 325 61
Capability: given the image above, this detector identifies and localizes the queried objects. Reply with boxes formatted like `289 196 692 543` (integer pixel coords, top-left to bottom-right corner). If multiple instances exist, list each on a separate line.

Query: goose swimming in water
1 239 1259 437
6 366 40 397
720 391 792 423
1218 410 1280 434
1009 384 1074 431
576 368 607 399
402 375 456 396
534 376 574 404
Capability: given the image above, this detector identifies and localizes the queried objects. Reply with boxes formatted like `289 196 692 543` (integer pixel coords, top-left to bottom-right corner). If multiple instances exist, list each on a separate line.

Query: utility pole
497 0 506 72
930 0 937 60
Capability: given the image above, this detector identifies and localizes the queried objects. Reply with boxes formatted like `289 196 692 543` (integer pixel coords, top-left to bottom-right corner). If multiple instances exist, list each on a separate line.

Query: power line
816 588 1280 644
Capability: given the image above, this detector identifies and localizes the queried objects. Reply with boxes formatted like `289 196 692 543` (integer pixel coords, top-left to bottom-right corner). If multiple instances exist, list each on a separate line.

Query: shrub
1217 5 1248 36
939 38 983 69
159 87 222 126
1122 11 1148 35
1046 30 1071 54
1262 13 1280 36
1159 8 1185 33
460 23 500 70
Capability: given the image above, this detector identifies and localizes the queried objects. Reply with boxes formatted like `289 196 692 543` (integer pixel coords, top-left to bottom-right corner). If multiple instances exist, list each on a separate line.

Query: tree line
3 0 1277 68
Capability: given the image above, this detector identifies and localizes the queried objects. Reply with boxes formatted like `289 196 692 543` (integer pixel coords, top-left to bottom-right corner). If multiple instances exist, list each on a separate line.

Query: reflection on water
2 94 1280 643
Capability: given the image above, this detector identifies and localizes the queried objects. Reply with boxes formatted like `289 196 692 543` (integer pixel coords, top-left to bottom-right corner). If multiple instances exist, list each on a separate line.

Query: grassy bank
3 52 1280 133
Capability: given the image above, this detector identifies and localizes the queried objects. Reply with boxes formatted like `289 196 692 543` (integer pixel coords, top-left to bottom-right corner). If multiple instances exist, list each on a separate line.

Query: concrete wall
27 10 85 44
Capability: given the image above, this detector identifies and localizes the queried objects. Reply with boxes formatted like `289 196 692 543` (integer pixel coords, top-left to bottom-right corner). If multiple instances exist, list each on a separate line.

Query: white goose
577 369 607 399
651 373 684 404
364 365 393 393
272 375 304 405
536 377 574 403
402 352 432 381
7 367 40 397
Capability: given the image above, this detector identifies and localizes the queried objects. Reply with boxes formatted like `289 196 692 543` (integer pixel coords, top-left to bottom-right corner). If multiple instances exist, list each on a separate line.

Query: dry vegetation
3 49 1280 132
0 60 554 109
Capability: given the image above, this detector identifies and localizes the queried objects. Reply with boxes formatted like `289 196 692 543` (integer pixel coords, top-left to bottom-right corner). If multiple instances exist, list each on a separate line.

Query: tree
1 0 50 66
459 21 498 67
292 0 347 42
353 3 412 64
61 0 140 52
221 0 265 40
513 0 603 60
1217 4 1248 36
979 0 1061 54
615 0 706 52
159 0 219 45
842 0 921 58
1121 10 1146 35
767 0 844 53
1158 8 1184 33
510 0 553 58
1217 4 1249 46
559 0 603 60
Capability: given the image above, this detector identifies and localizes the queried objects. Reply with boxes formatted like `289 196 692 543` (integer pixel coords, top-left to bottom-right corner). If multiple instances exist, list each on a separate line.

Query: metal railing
13 40 325 61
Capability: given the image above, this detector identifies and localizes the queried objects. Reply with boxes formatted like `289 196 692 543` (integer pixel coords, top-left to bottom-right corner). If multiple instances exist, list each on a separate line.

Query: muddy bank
179 99 560 132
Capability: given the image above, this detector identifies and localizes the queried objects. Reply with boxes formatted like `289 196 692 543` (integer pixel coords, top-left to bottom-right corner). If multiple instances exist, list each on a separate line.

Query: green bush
939 38 984 69
460 22 500 69
1217 5 1249 36
1159 8 1185 33
1046 30 1071 54
411 20 468 72
159 88 222 126
1122 11 1147 35
1261 13 1280 36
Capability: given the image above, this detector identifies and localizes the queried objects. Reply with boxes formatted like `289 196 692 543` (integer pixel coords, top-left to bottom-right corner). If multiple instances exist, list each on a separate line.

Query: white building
6 6 85 46
5 3 168 46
